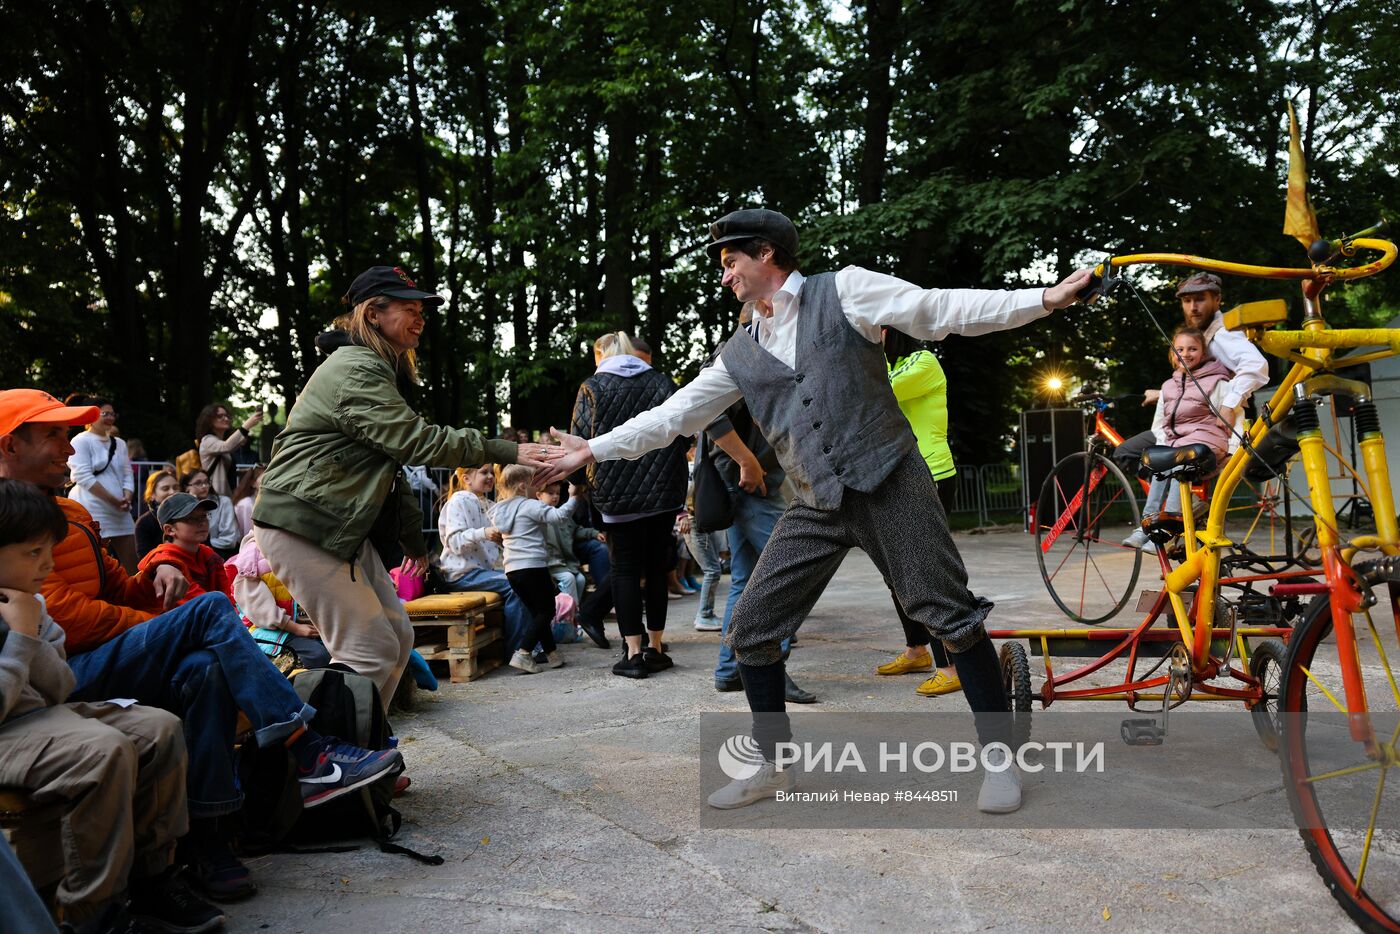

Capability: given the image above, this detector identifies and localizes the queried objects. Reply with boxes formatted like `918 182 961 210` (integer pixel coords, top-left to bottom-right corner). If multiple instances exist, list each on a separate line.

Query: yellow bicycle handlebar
1089 237 1397 284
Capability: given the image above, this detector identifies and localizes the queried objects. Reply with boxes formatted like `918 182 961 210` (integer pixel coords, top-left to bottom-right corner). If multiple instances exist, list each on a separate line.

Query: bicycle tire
1000 641 1033 748
1279 594 1399 933
1248 637 1288 752
1034 452 1143 623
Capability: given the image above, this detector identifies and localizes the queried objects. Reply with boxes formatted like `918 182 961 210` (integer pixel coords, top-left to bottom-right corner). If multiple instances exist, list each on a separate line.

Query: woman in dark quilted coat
570 332 689 678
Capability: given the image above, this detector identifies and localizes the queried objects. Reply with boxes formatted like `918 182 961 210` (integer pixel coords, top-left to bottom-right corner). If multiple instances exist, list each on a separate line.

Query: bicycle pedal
1120 718 1166 746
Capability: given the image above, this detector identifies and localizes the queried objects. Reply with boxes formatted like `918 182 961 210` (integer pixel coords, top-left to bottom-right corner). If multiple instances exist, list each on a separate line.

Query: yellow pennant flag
1283 101 1322 249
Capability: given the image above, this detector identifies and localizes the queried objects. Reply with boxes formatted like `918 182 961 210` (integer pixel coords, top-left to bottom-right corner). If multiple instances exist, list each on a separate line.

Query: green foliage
0 0 1396 462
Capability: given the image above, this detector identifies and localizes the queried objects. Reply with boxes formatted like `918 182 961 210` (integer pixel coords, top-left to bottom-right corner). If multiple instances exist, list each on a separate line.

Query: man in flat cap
542 208 1091 814
1116 271 1270 544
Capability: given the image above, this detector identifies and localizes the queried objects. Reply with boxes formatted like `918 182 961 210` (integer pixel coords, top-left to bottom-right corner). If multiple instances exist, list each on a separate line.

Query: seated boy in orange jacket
137 493 233 604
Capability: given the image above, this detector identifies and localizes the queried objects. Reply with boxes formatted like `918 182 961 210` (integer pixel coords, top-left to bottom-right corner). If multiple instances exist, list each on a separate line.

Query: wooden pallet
407 591 506 683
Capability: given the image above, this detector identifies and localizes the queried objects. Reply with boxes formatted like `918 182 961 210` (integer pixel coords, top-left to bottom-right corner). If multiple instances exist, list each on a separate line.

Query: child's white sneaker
545 651 566 669
509 649 543 674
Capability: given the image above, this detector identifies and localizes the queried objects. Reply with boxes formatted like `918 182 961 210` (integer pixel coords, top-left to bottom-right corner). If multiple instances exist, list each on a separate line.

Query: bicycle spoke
1356 765 1389 890
1083 548 1119 601
1304 760 1385 784
1364 610 1400 712
1300 663 1349 714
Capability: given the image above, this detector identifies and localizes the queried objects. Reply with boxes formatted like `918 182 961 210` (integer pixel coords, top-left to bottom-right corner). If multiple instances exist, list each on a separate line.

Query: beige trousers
256 526 413 707
0 702 187 923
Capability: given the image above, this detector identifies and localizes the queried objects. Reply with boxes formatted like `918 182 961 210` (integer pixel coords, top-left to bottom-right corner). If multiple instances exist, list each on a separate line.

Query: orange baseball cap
0 389 100 437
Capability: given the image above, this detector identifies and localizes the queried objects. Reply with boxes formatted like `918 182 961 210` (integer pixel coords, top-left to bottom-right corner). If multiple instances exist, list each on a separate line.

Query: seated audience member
136 468 181 559
226 531 330 670
0 388 403 902
182 469 239 560
538 480 600 603
195 404 263 498
65 396 138 575
137 494 233 603
230 465 263 539
435 465 532 654
0 478 224 932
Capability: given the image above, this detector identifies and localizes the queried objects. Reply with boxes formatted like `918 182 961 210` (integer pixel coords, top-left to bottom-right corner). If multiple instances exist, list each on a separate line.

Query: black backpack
237 667 442 864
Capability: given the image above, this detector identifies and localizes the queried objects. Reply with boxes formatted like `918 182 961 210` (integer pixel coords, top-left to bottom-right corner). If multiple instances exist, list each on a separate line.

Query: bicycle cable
1114 275 1346 550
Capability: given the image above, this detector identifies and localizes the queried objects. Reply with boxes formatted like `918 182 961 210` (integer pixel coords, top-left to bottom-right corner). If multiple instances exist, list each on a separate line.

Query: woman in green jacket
875 328 964 698
255 266 547 706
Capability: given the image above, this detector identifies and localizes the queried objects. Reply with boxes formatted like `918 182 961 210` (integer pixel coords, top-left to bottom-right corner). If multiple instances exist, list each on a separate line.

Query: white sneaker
977 746 1023 814
707 760 796 809
545 650 566 669
694 616 721 632
509 649 543 674
1122 528 1149 549
1141 540 1158 555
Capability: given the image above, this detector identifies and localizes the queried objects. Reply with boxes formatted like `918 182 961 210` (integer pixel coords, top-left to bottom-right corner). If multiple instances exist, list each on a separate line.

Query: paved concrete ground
226 527 1349 932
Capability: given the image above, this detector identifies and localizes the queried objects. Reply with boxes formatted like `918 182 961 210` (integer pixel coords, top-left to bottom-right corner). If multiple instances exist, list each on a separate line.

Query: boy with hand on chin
0 478 224 933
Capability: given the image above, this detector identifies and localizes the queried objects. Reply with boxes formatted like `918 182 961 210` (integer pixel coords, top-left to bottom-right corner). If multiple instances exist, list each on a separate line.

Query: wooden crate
406 591 506 684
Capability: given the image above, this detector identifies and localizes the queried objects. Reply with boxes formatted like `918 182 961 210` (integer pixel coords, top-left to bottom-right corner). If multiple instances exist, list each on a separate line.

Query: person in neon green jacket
875 328 963 697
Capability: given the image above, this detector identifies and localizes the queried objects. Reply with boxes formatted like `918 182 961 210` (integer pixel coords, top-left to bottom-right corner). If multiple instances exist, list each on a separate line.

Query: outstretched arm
836 267 1093 342
538 363 742 485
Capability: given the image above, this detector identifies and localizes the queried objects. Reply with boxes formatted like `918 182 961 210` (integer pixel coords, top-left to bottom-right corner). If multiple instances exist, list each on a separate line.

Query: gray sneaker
694 615 721 632
977 746 1023 814
707 760 796 809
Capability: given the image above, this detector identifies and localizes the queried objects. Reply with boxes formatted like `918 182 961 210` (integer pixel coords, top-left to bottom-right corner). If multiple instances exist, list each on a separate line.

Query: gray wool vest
719 272 918 510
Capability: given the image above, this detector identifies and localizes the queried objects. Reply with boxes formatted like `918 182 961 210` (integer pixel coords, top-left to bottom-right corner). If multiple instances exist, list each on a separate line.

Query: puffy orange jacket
44 497 161 654
138 543 233 604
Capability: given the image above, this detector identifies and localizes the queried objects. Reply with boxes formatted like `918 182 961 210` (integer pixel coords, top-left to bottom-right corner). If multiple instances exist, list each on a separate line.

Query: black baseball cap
157 493 217 526
706 208 799 261
342 266 443 307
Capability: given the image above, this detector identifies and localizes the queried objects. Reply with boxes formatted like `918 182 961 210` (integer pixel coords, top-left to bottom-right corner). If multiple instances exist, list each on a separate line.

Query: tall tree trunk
857 0 901 206
602 105 638 335
404 25 446 422
643 133 664 360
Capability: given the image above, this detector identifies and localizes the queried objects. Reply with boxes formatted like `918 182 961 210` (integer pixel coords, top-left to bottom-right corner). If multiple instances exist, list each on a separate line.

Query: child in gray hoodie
0 478 221 931
489 465 581 673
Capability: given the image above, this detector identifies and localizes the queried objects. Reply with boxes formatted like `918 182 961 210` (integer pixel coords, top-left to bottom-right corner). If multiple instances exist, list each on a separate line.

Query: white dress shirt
1206 313 1270 410
589 267 1049 462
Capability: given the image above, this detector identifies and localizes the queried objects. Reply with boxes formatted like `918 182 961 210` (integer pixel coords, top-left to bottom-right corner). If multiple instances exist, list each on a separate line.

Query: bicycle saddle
1243 415 1299 481
1140 444 1217 481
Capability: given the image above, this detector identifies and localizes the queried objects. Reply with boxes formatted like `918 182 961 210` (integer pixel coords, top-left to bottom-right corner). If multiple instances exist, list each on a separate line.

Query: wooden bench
404 592 506 683
1 787 63 897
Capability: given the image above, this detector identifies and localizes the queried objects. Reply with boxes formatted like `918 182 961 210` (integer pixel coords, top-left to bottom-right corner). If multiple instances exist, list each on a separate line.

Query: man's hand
535 428 596 487
1217 405 1239 429
399 555 429 579
515 443 554 470
0 588 43 638
485 527 504 544
678 515 692 535
1042 268 1095 310
737 456 767 496
1142 389 1160 406
151 564 190 610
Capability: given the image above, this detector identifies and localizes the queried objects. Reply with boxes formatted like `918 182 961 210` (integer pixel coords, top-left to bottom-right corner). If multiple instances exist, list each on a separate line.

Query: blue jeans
575 537 610 585
67 592 315 818
686 526 722 620
716 488 790 681
447 567 533 654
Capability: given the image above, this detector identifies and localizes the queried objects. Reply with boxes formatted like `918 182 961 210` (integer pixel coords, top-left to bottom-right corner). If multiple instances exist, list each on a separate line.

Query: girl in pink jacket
1126 327 1243 552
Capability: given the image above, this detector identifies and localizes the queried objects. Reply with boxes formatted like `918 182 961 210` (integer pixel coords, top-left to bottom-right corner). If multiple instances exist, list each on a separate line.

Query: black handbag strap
92 437 118 477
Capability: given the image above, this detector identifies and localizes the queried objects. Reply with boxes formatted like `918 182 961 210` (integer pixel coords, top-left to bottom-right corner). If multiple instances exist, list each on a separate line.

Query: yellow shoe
876 652 933 676
915 672 963 697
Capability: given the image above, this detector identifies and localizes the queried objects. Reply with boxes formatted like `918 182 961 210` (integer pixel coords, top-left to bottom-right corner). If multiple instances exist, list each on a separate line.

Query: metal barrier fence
125 461 1026 536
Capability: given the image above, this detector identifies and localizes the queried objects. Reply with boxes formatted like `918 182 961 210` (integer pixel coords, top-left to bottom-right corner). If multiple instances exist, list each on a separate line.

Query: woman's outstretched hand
514 442 555 470
534 428 594 486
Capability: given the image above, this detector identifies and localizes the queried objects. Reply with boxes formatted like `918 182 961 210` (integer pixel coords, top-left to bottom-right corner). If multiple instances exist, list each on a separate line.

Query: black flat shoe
642 647 674 672
714 677 743 693
784 673 817 704
579 617 610 649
